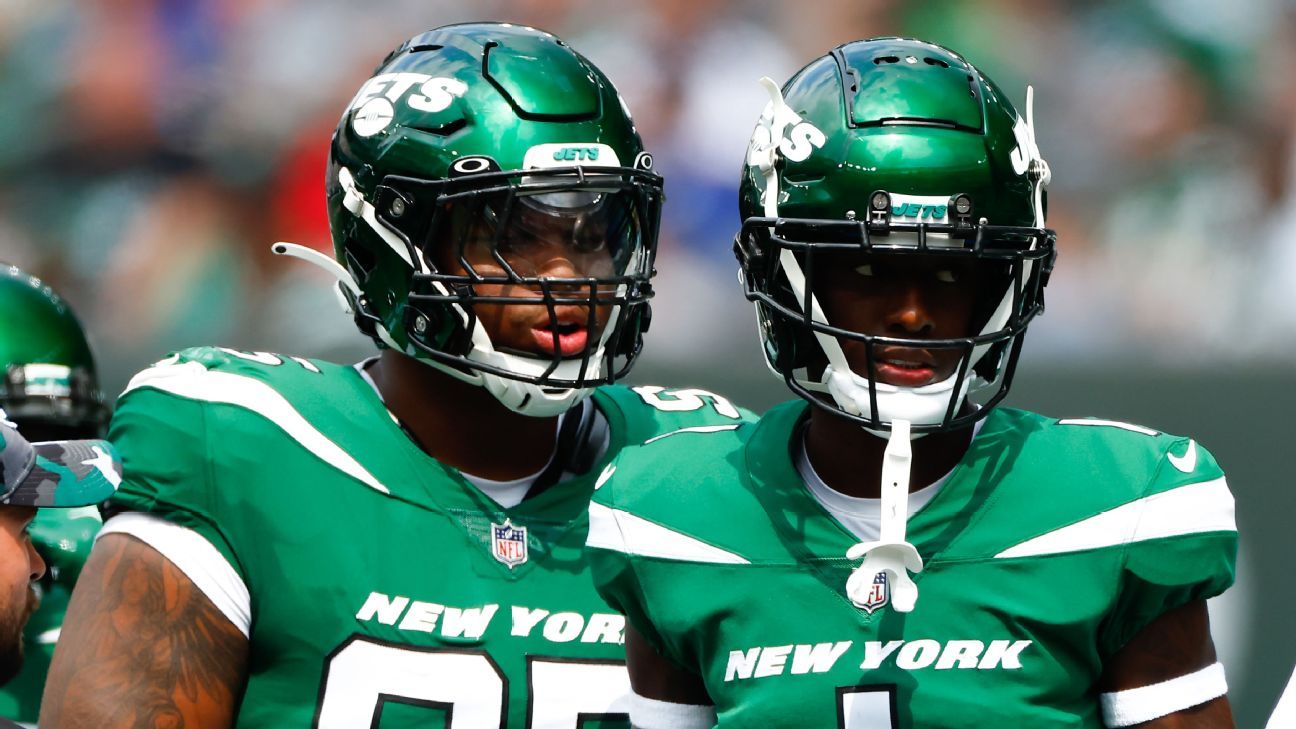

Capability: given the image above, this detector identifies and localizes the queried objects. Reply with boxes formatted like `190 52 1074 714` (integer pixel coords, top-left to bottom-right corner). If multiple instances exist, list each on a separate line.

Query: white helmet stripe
338 166 423 273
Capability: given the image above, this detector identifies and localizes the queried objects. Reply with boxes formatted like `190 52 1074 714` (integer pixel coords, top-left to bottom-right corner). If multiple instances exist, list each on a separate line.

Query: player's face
815 252 989 388
0 505 44 684
441 193 620 359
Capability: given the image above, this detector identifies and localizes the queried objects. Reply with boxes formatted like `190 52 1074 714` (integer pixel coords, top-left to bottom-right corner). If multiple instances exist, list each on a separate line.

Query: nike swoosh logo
1168 440 1198 473
594 464 616 490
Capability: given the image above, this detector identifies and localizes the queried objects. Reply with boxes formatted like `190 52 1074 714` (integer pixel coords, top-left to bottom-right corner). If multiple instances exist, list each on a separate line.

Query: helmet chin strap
823 364 970 434
844 418 924 612
754 76 926 611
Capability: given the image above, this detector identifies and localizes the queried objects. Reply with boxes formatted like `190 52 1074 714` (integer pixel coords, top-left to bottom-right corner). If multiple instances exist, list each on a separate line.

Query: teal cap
0 416 118 508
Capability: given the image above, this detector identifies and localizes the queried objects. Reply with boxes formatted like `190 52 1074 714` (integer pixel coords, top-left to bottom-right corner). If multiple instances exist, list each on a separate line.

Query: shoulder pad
594 384 756 446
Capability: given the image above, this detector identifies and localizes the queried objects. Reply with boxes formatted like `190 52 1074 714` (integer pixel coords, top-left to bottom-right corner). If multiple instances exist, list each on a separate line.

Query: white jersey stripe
1056 418 1159 436
587 502 749 564
98 513 252 638
643 424 741 445
1101 661 1227 726
124 361 389 494
995 477 1234 559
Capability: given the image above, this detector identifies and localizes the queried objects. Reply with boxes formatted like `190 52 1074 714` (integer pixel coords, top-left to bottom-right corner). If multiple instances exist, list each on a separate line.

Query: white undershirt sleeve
97 512 252 638
625 693 716 729
1100 661 1227 727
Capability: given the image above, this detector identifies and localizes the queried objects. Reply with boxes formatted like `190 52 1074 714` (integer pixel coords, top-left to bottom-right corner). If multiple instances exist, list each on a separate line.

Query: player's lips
874 347 940 387
531 323 589 356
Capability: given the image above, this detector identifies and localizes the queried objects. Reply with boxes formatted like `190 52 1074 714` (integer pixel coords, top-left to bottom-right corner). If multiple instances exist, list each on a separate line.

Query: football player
41 23 750 729
0 417 119 729
587 38 1237 728
0 266 110 727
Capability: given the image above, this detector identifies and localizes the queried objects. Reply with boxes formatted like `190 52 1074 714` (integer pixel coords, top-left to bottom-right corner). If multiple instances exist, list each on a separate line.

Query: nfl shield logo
857 571 890 614
491 519 528 568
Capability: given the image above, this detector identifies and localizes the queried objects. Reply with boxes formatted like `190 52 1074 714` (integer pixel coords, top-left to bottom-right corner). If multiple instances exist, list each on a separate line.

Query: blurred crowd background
1 0 1293 724
4 0 1296 386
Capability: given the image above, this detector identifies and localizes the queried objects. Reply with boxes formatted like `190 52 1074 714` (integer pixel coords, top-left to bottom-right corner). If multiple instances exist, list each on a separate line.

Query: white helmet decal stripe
338 166 421 272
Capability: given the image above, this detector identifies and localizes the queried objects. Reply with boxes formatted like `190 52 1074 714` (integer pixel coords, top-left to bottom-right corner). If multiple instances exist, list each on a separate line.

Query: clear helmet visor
436 185 646 282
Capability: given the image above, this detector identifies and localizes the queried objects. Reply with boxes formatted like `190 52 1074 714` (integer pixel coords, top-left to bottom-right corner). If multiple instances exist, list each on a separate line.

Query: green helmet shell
0 265 107 437
735 37 1056 432
325 23 661 416
740 37 1040 227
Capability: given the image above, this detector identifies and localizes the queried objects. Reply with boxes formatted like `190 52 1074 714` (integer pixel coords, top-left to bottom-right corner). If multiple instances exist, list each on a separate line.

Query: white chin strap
466 351 599 417
826 366 970 427
844 419 924 612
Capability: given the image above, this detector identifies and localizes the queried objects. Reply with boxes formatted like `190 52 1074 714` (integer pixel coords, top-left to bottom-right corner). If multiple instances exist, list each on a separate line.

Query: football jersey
587 401 1237 728
104 347 753 728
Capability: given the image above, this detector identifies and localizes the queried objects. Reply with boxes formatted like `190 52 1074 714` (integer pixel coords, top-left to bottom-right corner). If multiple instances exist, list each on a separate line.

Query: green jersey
588 401 1237 728
105 347 753 728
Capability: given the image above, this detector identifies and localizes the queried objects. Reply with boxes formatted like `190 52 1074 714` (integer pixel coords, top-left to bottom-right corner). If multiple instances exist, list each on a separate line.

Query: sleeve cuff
98 512 252 637
1101 661 1227 727
626 692 716 729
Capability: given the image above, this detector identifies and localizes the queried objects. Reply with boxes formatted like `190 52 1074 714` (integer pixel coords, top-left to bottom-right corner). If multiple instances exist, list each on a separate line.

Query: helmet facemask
0 363 108 439
739 213 1054 433
357 162 662 416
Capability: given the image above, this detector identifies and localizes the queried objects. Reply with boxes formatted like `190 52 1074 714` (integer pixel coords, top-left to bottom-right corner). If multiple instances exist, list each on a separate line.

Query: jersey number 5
315 636 631 728
632 385 742 419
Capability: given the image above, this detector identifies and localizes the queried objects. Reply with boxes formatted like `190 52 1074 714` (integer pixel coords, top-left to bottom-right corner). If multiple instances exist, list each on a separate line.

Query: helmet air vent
483 35 600 120
409 44 443 54
842 41 983 130
408 117 466 137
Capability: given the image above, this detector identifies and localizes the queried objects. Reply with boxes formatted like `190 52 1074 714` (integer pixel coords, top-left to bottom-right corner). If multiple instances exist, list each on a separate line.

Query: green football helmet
283 23 661 417
0 265 107 439
735 37 1057 433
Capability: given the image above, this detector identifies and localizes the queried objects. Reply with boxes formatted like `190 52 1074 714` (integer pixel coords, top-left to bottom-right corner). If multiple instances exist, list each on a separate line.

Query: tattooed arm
39 533 248 729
